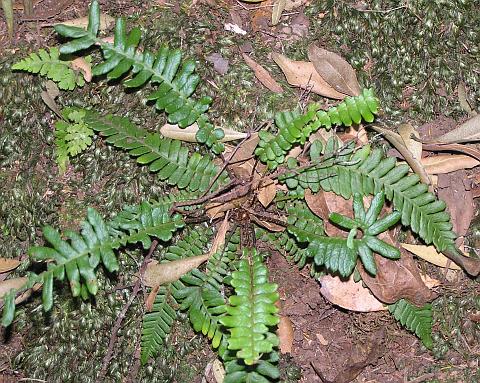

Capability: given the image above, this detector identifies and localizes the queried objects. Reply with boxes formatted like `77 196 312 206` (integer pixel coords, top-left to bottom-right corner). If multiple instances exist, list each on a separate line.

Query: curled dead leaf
272 52 345 99
307 45 361 97
257 178 277 208
434 114 480 144
145 285 160 312
398 123 422 161
0 277 28 299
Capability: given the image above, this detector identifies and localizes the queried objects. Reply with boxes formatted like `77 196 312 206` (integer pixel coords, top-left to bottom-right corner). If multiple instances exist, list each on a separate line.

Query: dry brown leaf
211 358 225 383
422 142 480 162
272 53 345 99
257 178 276 208
144 256 210 287
434 114 480 144
0 258 21 274
223 133 262 180
421 274 441 289
401 243 462 270
242 53 283 94
316 333 329 346
0 277 28 299
307 45 361 97
209 215 230 255
160 123 247 143
251 215 285 232
145 284 160 312
277 315 294 353
359 244 437 306
319 274 387 312
41 80 62 118
398 123 422 161
71 57 92 82
421 154 480 174
56 13 115 31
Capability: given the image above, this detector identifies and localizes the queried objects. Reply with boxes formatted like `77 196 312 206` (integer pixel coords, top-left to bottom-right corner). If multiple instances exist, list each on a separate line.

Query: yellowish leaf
145 285 160 312
401 243 462 270
272 52 345 99
319 274 387 312
160 123 247 143
272 0 286 25
421 154 480 174
144 256 210 287
212 358 225 383
0 258 21 273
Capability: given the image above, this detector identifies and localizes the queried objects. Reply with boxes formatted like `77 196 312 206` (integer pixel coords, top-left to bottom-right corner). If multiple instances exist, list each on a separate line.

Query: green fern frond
141 285 177 365
281 145 458 256
255 89 379 169
82 110 229 192
388 299 433 349
219 249 280 366
55 108 94 173
52 0 225 152
11 47 87 90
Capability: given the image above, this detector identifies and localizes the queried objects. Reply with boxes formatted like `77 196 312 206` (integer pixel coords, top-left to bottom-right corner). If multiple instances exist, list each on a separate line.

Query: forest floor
0 0 479 382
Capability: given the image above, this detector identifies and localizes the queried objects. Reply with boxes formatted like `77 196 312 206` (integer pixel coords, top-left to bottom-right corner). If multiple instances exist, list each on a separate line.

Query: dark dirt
1 0 479 382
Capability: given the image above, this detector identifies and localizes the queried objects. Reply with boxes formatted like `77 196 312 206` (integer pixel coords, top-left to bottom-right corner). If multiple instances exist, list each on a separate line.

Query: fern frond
281 145 458 256
389 299 433 349
11 47 87 90
255 89 379 169
55 108 94 173
219 249 280 365
1 202 184 326
52 0 225 152
83 110 229 192
141 285 177 365
223 352 280 383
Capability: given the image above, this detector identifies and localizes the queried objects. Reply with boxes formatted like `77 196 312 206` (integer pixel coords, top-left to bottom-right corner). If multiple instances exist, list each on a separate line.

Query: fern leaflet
388 299 433 349
11 47 88 90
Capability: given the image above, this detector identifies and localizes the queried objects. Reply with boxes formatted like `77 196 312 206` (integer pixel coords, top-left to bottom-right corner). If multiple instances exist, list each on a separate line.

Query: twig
124 338 142 383
97 239 159 382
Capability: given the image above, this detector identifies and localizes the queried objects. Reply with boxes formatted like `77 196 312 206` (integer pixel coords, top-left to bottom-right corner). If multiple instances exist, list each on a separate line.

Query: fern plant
54 108 94 173
2 1 479 381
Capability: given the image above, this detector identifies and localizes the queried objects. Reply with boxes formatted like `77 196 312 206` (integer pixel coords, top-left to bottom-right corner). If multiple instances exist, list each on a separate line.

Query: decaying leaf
434 114 480 144
307 45 361 97
272 53 346 99
272 0 286 25
398 123 422 161
257 178 276 208
250 215 285 232
209 214 231 255
56 13 115 31
319 274 387 312
359 245 437 306
1 0 13 40
211 358 225 383
242 53 283 93
71 57 92 82
277 315 294 353
160 123 247 143
0 277 28 299
0 258 21 274
206 52 229 75
401 244 462 270
422 142 480 162
421 154 479 174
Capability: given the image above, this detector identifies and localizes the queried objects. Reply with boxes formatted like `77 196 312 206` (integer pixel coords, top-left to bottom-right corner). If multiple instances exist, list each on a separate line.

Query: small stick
97 240 159 382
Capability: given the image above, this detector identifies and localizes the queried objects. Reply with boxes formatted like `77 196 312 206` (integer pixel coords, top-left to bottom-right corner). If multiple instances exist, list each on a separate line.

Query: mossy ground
0 0 479 381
